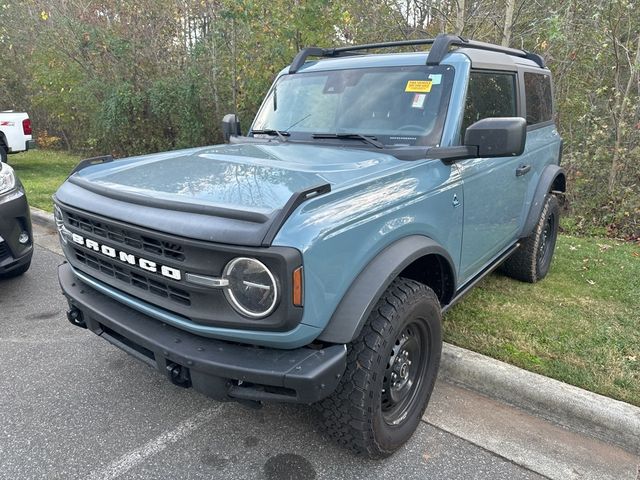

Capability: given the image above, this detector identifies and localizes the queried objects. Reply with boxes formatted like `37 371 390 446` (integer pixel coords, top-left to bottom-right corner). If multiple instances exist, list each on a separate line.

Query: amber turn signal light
292 266 303 307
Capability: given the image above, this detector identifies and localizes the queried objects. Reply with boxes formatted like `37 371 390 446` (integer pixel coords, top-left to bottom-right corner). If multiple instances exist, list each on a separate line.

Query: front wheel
0 144 7 163
318 278 442 458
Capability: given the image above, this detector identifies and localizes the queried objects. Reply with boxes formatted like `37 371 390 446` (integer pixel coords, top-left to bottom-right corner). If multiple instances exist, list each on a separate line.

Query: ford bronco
55 34 565 457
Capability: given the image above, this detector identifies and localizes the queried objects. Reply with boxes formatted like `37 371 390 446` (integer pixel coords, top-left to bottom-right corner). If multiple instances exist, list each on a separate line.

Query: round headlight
223 257 279 318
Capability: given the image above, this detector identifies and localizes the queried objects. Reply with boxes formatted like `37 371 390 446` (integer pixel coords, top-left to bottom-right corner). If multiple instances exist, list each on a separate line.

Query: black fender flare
519 164 566 238
317 235 456 344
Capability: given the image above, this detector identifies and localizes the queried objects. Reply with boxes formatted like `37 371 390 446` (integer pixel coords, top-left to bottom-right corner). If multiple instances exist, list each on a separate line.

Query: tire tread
317 277 439 457
501 194 559 283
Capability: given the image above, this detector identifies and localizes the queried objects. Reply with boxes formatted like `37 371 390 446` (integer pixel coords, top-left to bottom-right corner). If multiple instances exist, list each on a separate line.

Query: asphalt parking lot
0 239 553 480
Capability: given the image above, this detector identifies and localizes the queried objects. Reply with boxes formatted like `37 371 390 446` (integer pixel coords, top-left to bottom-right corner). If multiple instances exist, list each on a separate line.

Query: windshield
252 65 454 147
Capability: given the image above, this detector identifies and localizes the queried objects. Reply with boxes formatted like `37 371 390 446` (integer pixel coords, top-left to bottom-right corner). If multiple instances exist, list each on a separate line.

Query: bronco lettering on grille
71 233 182 281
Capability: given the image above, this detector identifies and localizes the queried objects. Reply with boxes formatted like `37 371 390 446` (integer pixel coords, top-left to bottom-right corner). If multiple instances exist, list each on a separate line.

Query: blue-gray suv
55 34 565 457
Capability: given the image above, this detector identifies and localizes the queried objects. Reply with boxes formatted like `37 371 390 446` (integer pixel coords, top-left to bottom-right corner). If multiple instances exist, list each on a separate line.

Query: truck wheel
0 144 7 163
501 194 559 283
318 278 442 458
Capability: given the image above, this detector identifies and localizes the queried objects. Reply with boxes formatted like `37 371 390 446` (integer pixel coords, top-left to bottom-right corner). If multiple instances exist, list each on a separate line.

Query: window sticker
428 74 442 85
411 94 426 109
405 80 432 93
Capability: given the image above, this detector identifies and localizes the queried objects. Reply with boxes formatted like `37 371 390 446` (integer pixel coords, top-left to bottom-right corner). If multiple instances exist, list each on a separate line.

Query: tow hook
166 362 192 388
66 307 87 329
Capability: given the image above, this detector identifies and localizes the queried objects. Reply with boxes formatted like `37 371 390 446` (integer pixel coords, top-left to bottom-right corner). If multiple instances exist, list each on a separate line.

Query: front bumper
0 187 33 274
59 263 346 404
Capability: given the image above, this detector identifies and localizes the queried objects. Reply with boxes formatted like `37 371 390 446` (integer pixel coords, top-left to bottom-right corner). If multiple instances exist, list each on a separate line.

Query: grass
9 150 640 406
10 149 80 212
445 236 640 406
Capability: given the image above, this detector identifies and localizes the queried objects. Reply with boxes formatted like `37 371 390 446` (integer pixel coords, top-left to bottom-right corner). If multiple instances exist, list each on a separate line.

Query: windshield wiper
251 114 312 143
251 129 290 142
312 133 384 149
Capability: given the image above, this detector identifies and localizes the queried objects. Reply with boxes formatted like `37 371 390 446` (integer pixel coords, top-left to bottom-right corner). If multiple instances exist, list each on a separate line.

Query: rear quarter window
524 72 553 125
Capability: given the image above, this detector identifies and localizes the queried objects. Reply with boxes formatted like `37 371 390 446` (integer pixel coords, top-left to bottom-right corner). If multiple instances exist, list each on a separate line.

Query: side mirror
464 117 526 158
222 114 241 142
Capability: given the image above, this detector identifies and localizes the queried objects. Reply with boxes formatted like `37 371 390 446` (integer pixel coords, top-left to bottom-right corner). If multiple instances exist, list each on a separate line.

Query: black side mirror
464 117 527 157
222 114 241 142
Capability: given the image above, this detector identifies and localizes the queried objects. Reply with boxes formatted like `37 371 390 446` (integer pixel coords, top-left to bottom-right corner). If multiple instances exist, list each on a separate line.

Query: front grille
74 247 191 306
57 203 300 331
66 211 185 262
0 241 9 261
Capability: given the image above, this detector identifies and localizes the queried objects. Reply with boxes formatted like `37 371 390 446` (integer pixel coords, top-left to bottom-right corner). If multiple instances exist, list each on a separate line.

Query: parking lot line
85 405 223 480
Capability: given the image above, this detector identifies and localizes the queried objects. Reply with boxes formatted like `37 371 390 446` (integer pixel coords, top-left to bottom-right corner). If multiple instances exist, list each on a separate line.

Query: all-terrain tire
501 194 560 283
318 277 442 458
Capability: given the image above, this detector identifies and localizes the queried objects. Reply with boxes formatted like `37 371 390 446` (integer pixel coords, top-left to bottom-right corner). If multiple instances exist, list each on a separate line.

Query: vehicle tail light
22 118 32 135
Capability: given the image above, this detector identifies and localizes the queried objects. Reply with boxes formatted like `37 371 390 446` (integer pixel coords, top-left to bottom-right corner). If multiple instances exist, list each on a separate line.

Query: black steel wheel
501 194 560 283
318 277 442 458
381 322 430 425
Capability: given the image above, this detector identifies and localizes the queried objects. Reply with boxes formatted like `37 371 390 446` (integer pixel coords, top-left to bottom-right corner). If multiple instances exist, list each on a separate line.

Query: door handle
516 165 531 177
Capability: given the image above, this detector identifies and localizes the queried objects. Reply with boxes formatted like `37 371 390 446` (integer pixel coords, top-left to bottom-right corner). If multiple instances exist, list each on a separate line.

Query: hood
71 143 401 214
56 142 402 246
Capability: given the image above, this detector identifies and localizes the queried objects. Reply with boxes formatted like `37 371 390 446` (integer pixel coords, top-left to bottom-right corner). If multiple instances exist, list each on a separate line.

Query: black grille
0 241 9 261
66 211 185 262
74 247 191 306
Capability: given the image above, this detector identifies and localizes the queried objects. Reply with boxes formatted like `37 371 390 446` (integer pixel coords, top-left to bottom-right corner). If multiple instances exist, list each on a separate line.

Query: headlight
0 164 16 195
223 257 279 318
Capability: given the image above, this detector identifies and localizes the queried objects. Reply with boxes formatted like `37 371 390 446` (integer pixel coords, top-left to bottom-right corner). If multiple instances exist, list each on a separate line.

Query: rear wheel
318 278 442 458
501 194 559 282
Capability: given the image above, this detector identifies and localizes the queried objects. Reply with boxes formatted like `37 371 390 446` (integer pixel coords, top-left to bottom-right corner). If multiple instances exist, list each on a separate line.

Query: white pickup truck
0 110 34 162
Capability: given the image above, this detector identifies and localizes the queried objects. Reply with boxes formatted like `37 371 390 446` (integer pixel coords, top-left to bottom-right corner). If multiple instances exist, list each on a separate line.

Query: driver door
457 70 530 284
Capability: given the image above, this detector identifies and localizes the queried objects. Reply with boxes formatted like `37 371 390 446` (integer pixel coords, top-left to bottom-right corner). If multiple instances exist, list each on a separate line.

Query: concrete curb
441 343 640 456
30 206 640 456
30 206 56 230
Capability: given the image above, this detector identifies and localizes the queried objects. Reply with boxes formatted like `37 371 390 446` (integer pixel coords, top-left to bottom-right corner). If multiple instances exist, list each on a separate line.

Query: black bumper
58 263 346 404
0 187 33 274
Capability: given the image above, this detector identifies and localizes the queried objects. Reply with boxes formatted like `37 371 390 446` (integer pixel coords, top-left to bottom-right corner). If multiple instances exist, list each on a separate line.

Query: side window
524 72 553 125
462 71 516 135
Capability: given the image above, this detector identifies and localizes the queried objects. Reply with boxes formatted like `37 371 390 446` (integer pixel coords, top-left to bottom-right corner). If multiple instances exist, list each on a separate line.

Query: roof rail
288 34 545 74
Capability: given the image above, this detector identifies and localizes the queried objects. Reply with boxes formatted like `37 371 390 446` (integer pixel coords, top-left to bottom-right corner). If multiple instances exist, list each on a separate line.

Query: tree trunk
501 0 516 47
455 0 465 35
608 36 640 194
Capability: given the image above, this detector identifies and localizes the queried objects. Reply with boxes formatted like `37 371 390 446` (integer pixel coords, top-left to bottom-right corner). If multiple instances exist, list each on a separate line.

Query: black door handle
516 165 531 177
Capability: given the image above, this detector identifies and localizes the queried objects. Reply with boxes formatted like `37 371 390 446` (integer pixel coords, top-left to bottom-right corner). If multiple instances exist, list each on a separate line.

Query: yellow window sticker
405 80 432 93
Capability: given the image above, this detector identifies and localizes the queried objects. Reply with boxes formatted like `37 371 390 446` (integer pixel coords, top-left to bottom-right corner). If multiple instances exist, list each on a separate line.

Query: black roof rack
289 33 545 73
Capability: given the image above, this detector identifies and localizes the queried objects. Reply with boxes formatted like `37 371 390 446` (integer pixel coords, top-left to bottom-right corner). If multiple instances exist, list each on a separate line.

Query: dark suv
54 34 565 457
0 162 32 278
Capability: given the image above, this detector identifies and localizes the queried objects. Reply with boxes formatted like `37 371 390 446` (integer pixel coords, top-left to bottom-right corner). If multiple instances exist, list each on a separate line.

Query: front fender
317 235 455 344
